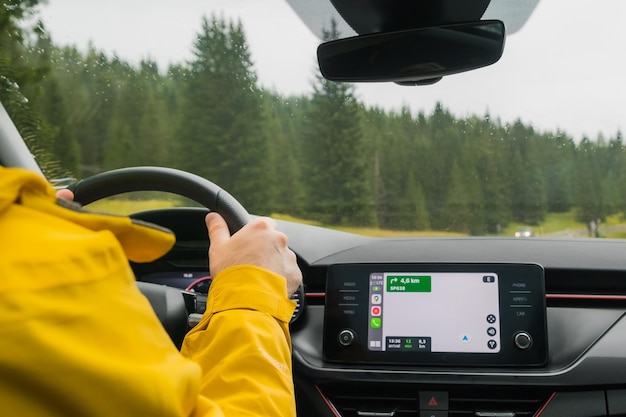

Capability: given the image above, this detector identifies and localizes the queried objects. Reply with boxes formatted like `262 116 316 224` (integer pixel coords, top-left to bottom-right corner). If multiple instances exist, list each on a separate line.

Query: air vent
542 268 626 309
322 385 549 417
545 268 626 296
449 391 547 417
328 394 418 417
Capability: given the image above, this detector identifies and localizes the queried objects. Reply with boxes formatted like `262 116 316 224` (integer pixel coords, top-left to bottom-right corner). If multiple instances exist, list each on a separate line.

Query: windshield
2 0 625 238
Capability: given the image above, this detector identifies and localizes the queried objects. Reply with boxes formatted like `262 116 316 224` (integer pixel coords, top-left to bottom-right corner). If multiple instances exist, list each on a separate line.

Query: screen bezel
323 263 548 367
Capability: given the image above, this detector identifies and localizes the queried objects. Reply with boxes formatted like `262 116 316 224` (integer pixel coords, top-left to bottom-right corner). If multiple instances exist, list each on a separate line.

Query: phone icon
370 317 381 328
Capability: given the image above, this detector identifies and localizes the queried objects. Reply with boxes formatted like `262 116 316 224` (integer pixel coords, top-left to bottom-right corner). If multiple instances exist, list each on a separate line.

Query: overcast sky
37 0 626 141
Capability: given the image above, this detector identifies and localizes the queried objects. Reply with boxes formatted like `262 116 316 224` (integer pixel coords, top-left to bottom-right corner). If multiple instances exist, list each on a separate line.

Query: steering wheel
67 166 252 348
68 166 251 235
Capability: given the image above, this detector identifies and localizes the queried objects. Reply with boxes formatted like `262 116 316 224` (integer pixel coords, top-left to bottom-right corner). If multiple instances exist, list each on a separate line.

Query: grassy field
85 198 183 215
604 213 625 225
84 201 466 237
82 200 625 238
502 210 586 237
276 210 615 238
594 213 626 238
271 214 466 237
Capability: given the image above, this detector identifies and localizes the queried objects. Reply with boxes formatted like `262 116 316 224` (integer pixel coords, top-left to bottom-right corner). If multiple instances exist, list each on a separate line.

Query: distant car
515 227 535 238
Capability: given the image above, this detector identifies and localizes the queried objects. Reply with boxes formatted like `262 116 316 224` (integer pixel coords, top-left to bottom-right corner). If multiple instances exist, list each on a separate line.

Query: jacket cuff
206 265 296 323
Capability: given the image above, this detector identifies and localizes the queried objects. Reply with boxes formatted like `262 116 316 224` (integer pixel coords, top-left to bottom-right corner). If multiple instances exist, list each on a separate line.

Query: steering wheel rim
67 166 251 235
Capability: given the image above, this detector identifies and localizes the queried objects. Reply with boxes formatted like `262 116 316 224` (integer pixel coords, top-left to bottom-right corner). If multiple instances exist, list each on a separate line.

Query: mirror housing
317 20 505 85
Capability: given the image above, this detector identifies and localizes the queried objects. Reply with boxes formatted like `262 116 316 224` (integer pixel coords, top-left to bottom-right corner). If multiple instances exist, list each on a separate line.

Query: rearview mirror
317 20 505 85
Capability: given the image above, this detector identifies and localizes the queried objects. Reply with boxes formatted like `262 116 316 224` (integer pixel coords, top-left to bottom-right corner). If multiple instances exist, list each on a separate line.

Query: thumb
206 212 230 245
56 189 75 201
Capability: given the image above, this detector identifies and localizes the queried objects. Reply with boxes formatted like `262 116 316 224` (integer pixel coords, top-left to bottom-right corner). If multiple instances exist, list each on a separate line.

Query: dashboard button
514 331 533 350
338 329 356 346
419 391 448 410
510 294 530 304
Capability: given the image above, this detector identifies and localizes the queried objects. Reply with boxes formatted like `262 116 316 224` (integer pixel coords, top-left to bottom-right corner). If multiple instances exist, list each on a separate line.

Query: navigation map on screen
367 272 501 353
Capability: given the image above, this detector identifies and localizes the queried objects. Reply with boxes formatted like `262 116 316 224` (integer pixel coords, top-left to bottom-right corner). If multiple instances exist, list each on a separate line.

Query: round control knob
514 331 533 350
338 329 356 347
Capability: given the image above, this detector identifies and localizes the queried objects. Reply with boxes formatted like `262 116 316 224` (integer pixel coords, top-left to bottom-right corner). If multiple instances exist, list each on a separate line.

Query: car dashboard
132 207 626 417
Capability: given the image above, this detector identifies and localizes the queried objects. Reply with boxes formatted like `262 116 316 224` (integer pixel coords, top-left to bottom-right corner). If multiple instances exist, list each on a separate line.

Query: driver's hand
56 189 75 201
206 213 302 297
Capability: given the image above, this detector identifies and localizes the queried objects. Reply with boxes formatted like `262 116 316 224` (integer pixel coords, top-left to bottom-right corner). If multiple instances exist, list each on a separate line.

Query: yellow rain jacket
0 167 296 417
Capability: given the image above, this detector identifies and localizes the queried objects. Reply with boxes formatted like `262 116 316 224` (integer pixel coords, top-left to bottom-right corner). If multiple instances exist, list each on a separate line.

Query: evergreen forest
1 3 625 235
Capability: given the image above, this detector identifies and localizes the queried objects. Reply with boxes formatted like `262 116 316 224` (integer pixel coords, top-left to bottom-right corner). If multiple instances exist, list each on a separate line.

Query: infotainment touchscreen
323 263 547 367
367 272 501 354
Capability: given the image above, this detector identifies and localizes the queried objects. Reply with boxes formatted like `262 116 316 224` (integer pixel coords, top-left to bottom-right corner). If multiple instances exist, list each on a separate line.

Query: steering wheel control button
514 331 533 350
419 391 449 411
487 340 498 350
338 329 356 347
486 314 497 324
487 327 497 336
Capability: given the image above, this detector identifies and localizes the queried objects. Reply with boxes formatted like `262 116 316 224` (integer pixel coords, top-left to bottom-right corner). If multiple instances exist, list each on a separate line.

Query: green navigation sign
386 275 431 292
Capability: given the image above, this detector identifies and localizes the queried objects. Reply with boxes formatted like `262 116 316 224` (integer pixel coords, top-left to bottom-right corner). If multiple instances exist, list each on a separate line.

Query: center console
323 263 547 367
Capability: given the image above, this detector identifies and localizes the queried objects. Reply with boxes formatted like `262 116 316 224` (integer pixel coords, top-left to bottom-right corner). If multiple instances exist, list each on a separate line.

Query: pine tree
573 137 602 223
263 93 305 215
21 32 82 177
300 20 376 226
444 159 485 234
407 174 430 230
505 121 547 225
176 16 272 214
0 1 69 178
424 103 461 230
543 131 575 213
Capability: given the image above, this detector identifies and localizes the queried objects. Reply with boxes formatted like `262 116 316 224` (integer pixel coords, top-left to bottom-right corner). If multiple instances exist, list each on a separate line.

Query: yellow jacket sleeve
181 266 297 417
0 167 297 417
